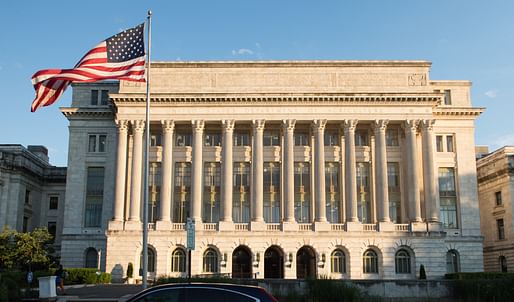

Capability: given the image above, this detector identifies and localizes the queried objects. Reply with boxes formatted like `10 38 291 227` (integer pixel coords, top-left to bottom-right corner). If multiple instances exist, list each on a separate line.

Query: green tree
0 228 17 269
0 227 53 270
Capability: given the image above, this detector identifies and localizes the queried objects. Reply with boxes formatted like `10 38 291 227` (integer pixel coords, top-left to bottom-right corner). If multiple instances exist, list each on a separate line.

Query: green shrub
127 262 134 278
306 279 361 302
446 273 514 302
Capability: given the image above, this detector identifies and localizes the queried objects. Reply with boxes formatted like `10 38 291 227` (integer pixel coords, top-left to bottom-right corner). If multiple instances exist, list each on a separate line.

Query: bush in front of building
446 272 514 301
60 268 111 285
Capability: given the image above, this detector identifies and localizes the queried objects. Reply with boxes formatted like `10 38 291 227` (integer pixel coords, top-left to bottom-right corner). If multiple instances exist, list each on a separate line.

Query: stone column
313 120 327 223
250 120 265 230
220 120 235 230
283 119 296 224
128 120 145 226
191 120 205 223
421 119 440 226
156 120 174 229
373 120 390 223
110 120 128 230
343 120 359 226
404 120 422 223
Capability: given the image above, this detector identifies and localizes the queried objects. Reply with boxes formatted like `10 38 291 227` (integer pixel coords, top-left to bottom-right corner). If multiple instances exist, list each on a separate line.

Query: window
149 163 161 223
436 136 444 152
84 167 104 227
388 163 401 223
357 162 371 223
446 250 460 273
91 90 98 105
500 256 508 273
150 134 162 147
443 89 452 105
495 191 503 206
88 134 107 152
90 90 109 106
325 163 340 223
234 131 250 146
446 135 454 152
395 249 411 274
140 248 156 273
25 190 31 204
363 249 378 274
49 196 58 210
47 221 57 242
508 155 514 170
173 163 191 223
175 132 192 146
331 249 346 273
294 132 309 146
203 248 219 273
171 249 186 272
23 217 29 232
439 167 457 228
203 162 221 223
100 90 109 105
204 133 221 147
355 130 369 146
85 248 98 268
263 162 280 223
294 162 310 222
233 163 250 223
497 219 505 240
324 131 339 146
386 129 399 146
263 130 280 146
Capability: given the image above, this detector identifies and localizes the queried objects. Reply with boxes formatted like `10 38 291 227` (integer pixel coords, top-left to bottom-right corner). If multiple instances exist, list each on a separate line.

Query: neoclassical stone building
59 61 484 280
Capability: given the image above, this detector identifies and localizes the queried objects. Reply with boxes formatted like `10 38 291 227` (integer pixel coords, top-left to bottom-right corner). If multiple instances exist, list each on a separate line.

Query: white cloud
484 90 497 98
231 48 254 56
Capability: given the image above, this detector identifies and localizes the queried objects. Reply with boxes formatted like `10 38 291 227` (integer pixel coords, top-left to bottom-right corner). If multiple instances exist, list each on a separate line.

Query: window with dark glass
149 163 161 223
204 133 221 147
203 162 221 223
331 249 346 273
47 221 57 242
23 217 29 232
233 162 250 223
355 130 369 146
495 191 503 206
439 167 457 228
444 89 452 105
363 249 378 274
150 134 162 147
324 130 339 146
294 162 310 222
263 130 280 146
386 129 399 146
263 162 280 222
91 90 99 105
203 248 218 273
446 135 454 152
85 167 104 227
325 163 340 223
100 90 109 105
25 190 31 204
388 163 401 223
446 250 459 273
140 248 156 273
357 162 371 223
175 132 192 147
497 219 505 240
294 132 309 146
85 248 98 268
234 131 250 146
171 248 186 272
88 134 107 152
436 136 444 152
173 163 191 223
395 249 411 274
500 256 508 273
49 196 58 210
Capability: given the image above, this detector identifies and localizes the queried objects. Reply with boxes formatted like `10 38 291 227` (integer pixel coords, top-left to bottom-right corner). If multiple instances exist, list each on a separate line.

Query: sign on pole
186 218 195 250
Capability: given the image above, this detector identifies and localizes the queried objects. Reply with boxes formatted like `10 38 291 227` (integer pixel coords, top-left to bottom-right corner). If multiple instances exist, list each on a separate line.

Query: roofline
147 60 432 68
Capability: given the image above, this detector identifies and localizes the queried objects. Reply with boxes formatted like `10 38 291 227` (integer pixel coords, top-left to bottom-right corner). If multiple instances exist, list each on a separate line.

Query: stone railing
171 223 185 231
395 224 410 232
362 224 377 231
298 223 312 231
267 223 281 231
235 223 249 231
203 223 217 231
331 224 346 231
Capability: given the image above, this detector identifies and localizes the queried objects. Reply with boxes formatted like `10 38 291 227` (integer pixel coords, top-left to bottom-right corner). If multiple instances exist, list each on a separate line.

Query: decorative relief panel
408 74 427 86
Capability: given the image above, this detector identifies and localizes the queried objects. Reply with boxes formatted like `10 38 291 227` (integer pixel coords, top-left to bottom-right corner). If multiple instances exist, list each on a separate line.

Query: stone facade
477 146 514 272
59 61 484 281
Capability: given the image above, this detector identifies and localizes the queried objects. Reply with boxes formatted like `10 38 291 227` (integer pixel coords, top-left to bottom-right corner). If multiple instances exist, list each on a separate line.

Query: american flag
31 23 146 112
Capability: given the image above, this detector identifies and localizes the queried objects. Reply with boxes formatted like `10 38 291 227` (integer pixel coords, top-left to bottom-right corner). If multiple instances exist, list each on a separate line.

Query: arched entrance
264 246 284 278
232 246 252 278
296 246 316 279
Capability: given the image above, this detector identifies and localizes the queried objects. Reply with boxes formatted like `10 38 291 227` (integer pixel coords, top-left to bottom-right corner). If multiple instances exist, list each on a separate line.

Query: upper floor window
508 155 514 169
25 190 31 204
88 134 107 153
84 167 104 227
175 132 192 147
495 191 503 206
439 167 458 229
436 134 455 153
355 130 369 146
386 129 399 146
436 136 444 152
446 135 454 152
204 133 221 147
443 89 452 105
234 131 250 146
324 131 339 146
49 196 59 210
497 219 505 240
150 134 162 147
263 130 280 146
294 132 309 146
91 89 109 106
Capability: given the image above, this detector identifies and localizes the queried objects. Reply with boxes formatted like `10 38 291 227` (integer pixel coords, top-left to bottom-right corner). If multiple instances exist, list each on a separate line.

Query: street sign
186 218 195 250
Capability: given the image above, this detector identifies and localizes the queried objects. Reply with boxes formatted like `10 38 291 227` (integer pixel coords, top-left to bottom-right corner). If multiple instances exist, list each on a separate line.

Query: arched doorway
232 246 252 278
296 246 316 279
264 246 284 278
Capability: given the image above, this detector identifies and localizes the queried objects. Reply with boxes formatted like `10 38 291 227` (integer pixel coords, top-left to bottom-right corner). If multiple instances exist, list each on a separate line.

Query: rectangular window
91 90 98 105
444 89 452 105
173 162 191 223
497 219 505 240
234 131 250 146
47 221 57 242
263 162 281 222
436 136 444 152
88 134 107 153
84 167 104 227
325 162 340 223
49 196 58 210
294 162 310 222
357 162 371 223
25 190 31 204
263 130 280 146
508 155 514 170
23 217 29 232
439 167 457 228
150 134 162 147
495 191 503 206
149 163 161 223
100 90 109 105
355 130 369 146
175 132 192 147
324 130 339 146
446 135 454 152
294 132 309 146
203 162 221 223
204 133 221 147
387 162 401 223
233 162 250 223
386 129 399 146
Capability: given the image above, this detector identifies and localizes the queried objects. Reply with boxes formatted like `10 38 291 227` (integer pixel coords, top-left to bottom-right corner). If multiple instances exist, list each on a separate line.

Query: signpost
186 218 195 281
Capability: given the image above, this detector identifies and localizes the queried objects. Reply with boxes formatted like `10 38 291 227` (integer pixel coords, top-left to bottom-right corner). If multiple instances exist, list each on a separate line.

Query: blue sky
2 1 513 166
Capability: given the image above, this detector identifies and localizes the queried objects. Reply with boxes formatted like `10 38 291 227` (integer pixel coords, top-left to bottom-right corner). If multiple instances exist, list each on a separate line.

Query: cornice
60 107 114 119
433 107 484 117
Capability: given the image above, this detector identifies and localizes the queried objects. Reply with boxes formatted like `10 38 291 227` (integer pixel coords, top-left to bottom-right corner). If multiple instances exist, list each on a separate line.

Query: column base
345 221 362 232
218 221 235 231
377 221 395 232
249 221 266 231
282 221 298 231
410 222 428 232
313 221 330 232
108 220 124 231
124 220 142 231
155 220 172 231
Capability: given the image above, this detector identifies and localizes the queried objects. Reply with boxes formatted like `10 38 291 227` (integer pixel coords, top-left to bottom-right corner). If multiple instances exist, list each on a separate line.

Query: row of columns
111 119 440 225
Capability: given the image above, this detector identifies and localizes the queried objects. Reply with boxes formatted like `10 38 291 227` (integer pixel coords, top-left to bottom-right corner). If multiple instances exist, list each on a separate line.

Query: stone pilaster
283 119 296 226
156 120 174 230
110 120 128 230
343 119 359 225
421 119 440 225
250 119 266 230
313 120 328 226
191 120 205 223
126 120 145 229
219 120 235 230
373 120 390 223
404 119 422 223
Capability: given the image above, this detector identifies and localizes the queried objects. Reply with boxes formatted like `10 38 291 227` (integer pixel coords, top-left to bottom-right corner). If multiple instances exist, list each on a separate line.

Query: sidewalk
54 284 143 302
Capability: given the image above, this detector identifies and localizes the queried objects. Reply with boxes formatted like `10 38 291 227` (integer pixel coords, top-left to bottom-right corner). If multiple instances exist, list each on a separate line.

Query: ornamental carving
313 119 327 133
131 120 145 133
282 119 296 132
192 120 205 132
343 119 358 132
420 119 435 131
161 120 175 133
252 119 266 132
116 120 129 132
403 119 420 132
373 119 389 132
408 74 427 86
222 120 236 132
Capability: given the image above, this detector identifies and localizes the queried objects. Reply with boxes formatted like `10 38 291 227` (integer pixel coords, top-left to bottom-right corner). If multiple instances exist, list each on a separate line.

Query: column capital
343 119 358 131
161 120 175 132
222 119 236 132
282 119 296 131
420 119 436 131
131 120 145 133
312 119 327 132
403 119 420 132
252 119 266 131
373 119 389 132
192 120 205 132
116 120 129 132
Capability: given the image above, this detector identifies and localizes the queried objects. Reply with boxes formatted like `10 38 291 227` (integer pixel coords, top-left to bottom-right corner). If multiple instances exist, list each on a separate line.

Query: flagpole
142 10 152 290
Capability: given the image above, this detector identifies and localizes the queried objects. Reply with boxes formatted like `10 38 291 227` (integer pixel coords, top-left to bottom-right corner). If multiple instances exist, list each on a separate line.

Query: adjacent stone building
58 60 484 280
477 146 514 272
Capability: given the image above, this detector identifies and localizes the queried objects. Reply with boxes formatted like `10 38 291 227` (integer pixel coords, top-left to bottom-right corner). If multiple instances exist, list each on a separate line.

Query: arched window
363 249 378 274
395 249 411 274
331 249 346 273
85 248 98 268
140 248 156 273
171 248 186 272
203 248 218 273
446 250 460 273
500 256 508 273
